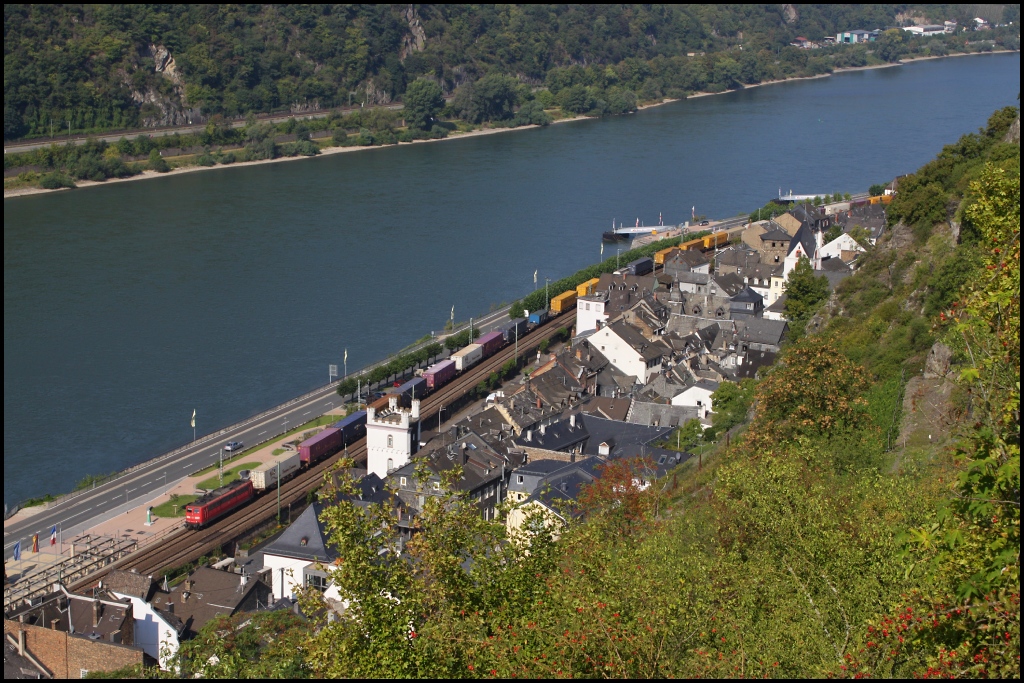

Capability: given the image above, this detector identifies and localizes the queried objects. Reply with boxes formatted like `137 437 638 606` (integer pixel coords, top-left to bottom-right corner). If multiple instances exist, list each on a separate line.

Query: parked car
699 220 710 226
224 441 244 452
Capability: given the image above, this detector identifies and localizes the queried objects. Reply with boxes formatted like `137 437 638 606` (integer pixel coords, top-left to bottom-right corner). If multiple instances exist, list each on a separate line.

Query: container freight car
395 377 427 400
331 410 368 445
654 246 680 265
423 359 457 390
476 330 504 358
185 480 254 529
299 427 343 467
679 237 704 251
625 257 654 276
251 453 301 492
702 232 729 250
527 310 550 327
576 277 600 297
550 290 577 314
499 318 528 345
451 343 484 371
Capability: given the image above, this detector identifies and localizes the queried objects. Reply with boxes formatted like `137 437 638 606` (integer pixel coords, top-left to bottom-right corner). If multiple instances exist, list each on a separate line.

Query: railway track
68 311 575 591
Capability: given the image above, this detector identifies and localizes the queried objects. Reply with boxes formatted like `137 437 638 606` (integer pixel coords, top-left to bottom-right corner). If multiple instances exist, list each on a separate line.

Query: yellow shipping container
702 232 729 250
576 277 600 297
680 237 703 251
654 246 679 265
550 290 577 314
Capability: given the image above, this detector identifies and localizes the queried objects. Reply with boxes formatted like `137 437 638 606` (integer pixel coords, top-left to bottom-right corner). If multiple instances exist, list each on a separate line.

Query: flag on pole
450 305 454 321
50 525 57 546
12 541 20 562
692 206 696 219
32 534 39 553
533 270 538 286
190 409 196 429
600 241 604 256
344 349 348 364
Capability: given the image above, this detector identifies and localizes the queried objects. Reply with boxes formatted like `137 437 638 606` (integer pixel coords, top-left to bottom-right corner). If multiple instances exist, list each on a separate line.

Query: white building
261 503 335 602
782 225 824 279
904 25 946 36
366 393 420 480
671 379 720 419
588 321 664 384
576 291 609 334
819 232 865 260
103 570 181 670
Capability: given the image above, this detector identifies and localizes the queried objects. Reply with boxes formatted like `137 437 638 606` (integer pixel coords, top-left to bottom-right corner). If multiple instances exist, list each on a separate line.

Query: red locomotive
185 480 255 529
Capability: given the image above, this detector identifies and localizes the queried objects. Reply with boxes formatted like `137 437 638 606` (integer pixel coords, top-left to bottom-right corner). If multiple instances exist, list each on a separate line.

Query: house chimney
17 629 26 656
540 424 546 437
240 573 249 588
525 429 532 442
569 414 576 429
92 600 102 627
536 397 542 409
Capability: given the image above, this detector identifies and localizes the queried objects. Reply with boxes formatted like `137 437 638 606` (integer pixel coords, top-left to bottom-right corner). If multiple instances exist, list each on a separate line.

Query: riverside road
3 306 512 561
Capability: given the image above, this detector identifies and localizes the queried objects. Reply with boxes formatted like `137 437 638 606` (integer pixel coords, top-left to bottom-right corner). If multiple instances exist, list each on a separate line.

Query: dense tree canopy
6 4 1017 139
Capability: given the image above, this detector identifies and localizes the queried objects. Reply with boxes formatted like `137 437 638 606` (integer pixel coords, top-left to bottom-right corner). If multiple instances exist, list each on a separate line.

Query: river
3 52 1019 505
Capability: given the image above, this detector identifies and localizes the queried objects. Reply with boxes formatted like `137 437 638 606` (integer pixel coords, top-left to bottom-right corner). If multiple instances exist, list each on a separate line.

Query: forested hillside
4 4 1019 139
92 106 1019 679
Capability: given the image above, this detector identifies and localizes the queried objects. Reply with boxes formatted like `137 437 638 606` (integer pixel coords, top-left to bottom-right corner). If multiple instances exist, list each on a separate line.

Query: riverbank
687 48 1020 100
3 114 591 200
4 48 1016 200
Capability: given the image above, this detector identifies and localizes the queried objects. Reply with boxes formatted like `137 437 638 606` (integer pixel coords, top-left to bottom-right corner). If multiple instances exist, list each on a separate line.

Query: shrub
148 149 170 172
39 172 76 189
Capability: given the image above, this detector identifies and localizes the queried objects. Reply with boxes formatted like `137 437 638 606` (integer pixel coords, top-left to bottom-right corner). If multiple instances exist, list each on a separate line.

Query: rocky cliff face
123 44 203 128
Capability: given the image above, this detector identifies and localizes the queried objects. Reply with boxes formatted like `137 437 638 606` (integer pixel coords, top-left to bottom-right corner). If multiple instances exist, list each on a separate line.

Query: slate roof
666 249 711 271
788 222 818 261
714 245 760 268
515 459 575 477
675 270 711 286
576 395 632 422
579 414 674 458
731 286 763 304
608 321 664 362
760 227 792 242
738 318 788 346
732 350 778 380
104 568 157 601
263 502 335 562
149 567 271 637
627 402 699 428
766 294 787 313
713 272 745 296
4 633 47 679
684 378 720 394
513 415 589 452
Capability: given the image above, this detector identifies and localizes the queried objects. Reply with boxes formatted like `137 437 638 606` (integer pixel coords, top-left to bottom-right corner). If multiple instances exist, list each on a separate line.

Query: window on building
432 482 440 490
517 475 524 484
585 303 590 310
306 574 328 591
400 476 407 486
387 458 394 471
387 434 393 448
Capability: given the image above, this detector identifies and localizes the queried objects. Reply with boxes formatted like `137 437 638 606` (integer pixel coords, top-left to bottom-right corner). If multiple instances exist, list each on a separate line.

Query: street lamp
545 277 550 309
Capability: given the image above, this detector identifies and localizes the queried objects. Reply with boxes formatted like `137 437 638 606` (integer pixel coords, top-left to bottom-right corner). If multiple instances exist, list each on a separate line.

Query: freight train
182 314 550 530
